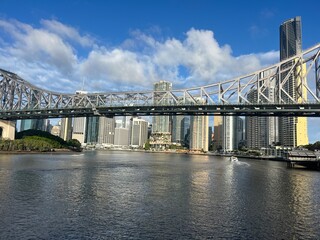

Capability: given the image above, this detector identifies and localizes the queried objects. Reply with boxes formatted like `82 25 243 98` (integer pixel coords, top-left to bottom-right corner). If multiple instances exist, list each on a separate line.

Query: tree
144 140 151 150
67 139 82 151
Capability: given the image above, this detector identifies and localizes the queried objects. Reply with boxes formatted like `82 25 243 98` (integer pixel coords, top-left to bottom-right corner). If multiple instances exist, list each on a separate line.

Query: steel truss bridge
1 43 320 120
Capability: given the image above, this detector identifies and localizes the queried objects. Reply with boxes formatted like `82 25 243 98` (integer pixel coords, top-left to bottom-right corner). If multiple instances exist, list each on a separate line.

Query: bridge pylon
0 120 15 140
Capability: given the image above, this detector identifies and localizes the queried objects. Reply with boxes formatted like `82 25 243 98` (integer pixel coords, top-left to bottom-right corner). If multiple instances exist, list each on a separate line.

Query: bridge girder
1 43 320 120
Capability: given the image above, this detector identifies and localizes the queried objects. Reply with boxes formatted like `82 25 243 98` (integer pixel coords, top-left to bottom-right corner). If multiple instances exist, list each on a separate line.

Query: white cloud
0 19 77 75
40 19 94 47
79 48 156 90
0 18 279 93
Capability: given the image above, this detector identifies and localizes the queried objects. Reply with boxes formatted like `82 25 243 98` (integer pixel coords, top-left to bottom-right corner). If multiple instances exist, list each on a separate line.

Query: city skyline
0 1 319 142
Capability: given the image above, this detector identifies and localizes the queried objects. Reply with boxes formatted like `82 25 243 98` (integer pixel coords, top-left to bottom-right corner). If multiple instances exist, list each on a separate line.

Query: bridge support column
316 58 320 98
287 161 295 168
0 120 16 140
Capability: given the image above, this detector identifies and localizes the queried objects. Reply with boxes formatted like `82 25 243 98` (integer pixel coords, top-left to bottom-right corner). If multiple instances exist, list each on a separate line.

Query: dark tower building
280 16 302 60
279 16 308 147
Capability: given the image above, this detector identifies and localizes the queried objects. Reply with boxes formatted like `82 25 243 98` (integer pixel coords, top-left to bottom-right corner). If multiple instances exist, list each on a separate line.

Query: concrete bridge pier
0 120 15 140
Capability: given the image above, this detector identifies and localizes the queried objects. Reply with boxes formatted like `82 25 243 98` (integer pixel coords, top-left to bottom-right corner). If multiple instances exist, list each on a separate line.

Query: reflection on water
0 152 319 239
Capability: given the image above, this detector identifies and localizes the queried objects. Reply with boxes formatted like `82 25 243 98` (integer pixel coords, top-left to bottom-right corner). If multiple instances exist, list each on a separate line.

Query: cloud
0 19 77 75
0 18 279 93
80 48 156 90
40 19 94 47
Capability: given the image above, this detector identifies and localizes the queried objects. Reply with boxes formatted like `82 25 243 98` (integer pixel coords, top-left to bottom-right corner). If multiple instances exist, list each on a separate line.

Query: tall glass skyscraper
280 16 302 60
279 16 308 147
85 116 99 143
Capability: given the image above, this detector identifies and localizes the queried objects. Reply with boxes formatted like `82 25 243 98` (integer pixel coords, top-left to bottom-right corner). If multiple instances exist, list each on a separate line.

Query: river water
0 151 319 239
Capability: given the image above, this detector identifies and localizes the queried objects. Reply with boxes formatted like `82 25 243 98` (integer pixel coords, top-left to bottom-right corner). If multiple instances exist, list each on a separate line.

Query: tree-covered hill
0 130 81 152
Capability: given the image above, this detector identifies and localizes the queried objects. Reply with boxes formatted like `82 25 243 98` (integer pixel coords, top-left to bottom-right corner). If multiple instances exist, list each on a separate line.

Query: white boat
229 156 238 161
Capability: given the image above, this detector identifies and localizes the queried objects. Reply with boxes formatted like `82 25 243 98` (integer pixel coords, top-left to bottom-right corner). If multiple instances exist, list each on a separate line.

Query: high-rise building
114 128 130 146
152 81 172 133
190 115 209 152
20 119 46 132
98 117 115 144
213 115 223 151
122 116 131 129
171 115 184 144
85 116 99 143
236 117 245 147
222 116 237 152
246 89 277 149
0 120 16 140
280 17 302 60
189 98 209 152
72 117 86 143
20 90 46 132
130 118 148 147
182 116 190 147
279 16 308 147
60 118 72 141
151 81 172 149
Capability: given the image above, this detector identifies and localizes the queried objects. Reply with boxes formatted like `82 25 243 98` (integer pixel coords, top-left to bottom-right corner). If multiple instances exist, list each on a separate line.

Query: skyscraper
151 80 172 149
20 119 46 132
222 116 237 152
189 98 209 152
213 115 223 151
245 84 278 149
279 16 308 147
152 81 172 133
98 117 115 145
171 115 184 144
280 17 302 60
60 118 72 141
72 117 86 143
190 115 209 152
85 116 99 143
130 117 148 147
114 128 129 146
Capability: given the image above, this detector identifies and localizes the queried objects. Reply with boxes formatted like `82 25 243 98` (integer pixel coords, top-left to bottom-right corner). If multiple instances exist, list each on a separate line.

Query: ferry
229 156 238 162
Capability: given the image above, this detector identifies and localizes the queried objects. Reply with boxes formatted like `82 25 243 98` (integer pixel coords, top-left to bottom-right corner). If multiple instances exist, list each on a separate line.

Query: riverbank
0 148 79 154
95 148 286 161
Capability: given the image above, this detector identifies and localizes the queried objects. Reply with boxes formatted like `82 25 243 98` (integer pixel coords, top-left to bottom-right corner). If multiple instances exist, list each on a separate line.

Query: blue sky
0 0 319 142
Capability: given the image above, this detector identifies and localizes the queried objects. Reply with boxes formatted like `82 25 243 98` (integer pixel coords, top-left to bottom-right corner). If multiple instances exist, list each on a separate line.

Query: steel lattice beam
1 43 320 120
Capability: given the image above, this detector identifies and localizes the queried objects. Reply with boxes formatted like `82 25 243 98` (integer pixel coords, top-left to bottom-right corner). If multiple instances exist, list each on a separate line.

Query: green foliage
303 141 320 151
144 140 151 150
67 139 82 151
0 130 82 152
168 144 183 150
16 129 66 145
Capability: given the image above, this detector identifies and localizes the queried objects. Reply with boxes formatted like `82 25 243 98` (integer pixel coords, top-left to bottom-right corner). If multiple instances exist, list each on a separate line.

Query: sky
0 0 320 142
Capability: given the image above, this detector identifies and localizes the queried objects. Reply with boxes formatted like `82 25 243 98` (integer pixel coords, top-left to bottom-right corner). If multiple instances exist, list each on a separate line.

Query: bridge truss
1 43 320 120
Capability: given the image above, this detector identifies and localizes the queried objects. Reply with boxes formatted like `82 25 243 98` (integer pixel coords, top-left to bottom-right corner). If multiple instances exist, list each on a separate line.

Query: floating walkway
285 150 320 170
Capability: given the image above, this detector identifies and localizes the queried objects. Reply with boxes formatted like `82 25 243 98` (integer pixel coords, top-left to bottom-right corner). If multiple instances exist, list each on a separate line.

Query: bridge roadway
1 103 320 120
0 43 320 120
